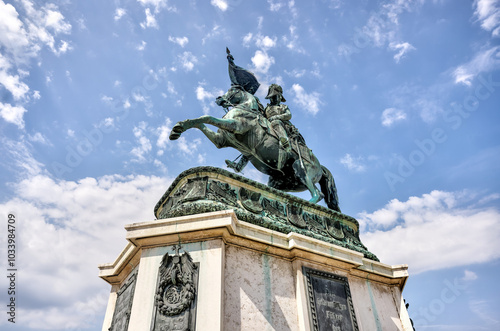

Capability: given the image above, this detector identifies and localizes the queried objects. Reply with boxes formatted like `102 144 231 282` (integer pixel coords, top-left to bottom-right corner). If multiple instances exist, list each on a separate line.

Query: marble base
99 210 413 331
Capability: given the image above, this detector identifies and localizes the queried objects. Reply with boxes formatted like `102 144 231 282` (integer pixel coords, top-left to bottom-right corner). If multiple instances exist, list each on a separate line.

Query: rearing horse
169 85 341 212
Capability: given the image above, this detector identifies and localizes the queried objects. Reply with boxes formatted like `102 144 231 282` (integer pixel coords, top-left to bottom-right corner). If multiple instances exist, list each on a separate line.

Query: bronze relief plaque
303 267 358 331
109 271 137 331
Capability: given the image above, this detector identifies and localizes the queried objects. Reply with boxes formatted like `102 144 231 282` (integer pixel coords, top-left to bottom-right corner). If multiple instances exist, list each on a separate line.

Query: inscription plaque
109 271 137 331
303 267 358 331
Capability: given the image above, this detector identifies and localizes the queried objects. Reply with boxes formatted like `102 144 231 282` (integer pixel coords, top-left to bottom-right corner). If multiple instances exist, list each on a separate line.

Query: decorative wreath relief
155 245 197 316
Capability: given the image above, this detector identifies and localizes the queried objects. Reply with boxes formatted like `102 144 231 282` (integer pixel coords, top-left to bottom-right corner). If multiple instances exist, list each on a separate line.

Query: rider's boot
225 155 249 173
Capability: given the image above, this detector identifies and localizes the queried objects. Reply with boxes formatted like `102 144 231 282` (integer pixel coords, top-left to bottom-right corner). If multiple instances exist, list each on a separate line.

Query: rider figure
226 84 293 172
265 84 291 152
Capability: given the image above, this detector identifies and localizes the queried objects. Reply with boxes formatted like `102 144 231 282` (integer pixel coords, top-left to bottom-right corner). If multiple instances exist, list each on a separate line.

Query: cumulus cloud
168 36 189 47
340 154 366 172
337 0 420 61
0 170 172 329
130 121 152 162
28 131 51 145
453 45 500 86
251 50 275 74
114 8 126 21
389 41 416 63
211 0 228 11
140 8 158 29
178 51 198 71
359 190 500 274
195 83 224 114
283 25 305 53
381 107 406 126
290 83 322 115
268 0 285 11
137 0 175 13
474 0 500 37
0 1 72 130
136 40 147 51
0 101 27 129
176 136 202 155
243 32 253 47
0 58 29 100
256 35 277 49
156 117 172 151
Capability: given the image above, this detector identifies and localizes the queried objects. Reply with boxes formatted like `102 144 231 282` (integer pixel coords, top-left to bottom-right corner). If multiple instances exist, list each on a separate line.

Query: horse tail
319 165 341 213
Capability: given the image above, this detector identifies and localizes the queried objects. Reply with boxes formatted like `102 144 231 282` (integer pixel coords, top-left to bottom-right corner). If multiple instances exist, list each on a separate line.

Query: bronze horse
169 85 341 212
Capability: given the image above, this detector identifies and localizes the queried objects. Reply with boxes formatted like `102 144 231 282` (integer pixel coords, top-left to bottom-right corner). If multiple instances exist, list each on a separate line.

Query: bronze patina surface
154 166 378 261
169 50 341 212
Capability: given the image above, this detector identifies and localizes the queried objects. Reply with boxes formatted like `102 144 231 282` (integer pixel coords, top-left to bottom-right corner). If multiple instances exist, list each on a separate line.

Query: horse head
215 85 259 113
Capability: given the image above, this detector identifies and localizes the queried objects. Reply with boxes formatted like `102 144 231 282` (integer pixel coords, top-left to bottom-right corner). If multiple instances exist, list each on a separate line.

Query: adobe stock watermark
411 276 468 326
51 66 169 177
384 73 500 191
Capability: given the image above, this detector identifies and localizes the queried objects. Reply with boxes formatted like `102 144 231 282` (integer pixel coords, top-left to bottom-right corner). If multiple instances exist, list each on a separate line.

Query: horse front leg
195 124 227 149
169 115 239 140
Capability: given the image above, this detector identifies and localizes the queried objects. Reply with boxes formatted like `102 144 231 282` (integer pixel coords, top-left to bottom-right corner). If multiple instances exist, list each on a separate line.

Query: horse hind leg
292 160 324 204
319 165 341 212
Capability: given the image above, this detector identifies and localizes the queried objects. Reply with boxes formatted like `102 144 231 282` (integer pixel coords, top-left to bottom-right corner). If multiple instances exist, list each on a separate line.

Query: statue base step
99 209 413 331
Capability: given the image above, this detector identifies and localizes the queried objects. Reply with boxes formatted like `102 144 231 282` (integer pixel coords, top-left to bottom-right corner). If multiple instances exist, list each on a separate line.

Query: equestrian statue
169 49 341 212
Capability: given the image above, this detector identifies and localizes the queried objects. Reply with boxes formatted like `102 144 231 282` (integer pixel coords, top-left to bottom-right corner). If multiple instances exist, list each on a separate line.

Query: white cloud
453 45 500 86
0 1 30 59
389 41 416 63
130 121 152 162
290 83 321 115
211 0 228 11
195 83 224 114
0 1 72 131
340 154 366 172
168 35 189 47
178 51 198 71
28 132 51 145
136 40 147 51
201 24 223 45
137 0 175 13
0 101 27 129
381 107 406 126
359 190 500 274
268 0 285 11
243 32 253 46
114 8 126 21
474 0 500 37
283 25 305 53
177 136 201 155
462 270 478 281
256 35 277 49
0 169 172 329
251 50 275 74
0 62 30 100
197 153 206 164
140 8 158 29
156 118 172 150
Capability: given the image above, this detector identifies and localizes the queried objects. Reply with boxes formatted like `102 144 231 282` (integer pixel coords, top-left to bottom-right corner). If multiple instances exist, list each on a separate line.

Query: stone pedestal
99 167 413 331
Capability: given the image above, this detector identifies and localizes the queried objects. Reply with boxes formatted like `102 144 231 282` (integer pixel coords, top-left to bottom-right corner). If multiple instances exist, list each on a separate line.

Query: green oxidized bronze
165 50 378 260
154 167 378 261
170 49 340 212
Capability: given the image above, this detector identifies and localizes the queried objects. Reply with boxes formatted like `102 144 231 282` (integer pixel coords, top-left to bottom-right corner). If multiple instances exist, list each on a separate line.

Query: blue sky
0 0 499 330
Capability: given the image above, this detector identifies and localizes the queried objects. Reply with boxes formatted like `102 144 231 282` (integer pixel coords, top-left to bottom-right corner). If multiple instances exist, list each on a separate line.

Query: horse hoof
172 123 185 133
169 132 180 140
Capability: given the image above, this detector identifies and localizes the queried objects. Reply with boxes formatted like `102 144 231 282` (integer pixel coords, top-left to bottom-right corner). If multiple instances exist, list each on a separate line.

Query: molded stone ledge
100 210 408 288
